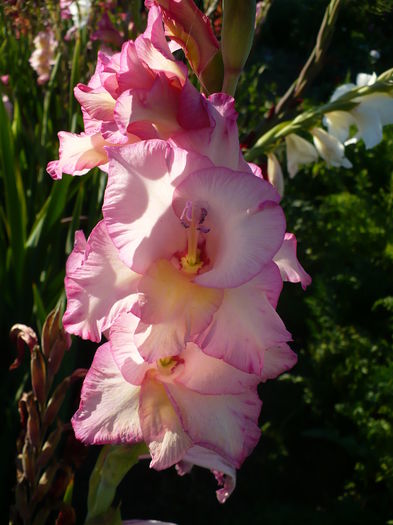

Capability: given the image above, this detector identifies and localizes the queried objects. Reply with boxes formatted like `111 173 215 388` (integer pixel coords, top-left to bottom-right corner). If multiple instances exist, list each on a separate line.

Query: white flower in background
267 153 284 196
325 72 393 149
285 133 318 178
69 0 92 28
311 127 352 169
29 30 57 85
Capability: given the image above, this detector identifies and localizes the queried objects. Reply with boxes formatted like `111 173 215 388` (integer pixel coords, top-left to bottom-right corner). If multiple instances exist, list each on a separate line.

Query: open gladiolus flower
47 4 245 181
63 140 306 375
72 313 261 501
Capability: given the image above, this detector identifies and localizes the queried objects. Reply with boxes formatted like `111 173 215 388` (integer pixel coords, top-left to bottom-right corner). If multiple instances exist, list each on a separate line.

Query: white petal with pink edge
63 221 139 342
109 312 150 386
72 343 143 444
273 232 311 290
172 167 286 288
103 140 212 273
139 374 192 470
260 343 298 382
165 382 261 468
195 268 291 375
176 445 237 503
173 343 259 395
47 131 108 180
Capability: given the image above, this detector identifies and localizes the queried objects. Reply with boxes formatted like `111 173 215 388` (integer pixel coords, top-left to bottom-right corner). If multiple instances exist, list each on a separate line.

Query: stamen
179 201 209 273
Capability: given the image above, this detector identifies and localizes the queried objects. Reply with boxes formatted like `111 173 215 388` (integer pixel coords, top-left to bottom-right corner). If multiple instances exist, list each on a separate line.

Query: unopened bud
31 346 47 407
22 441 36 485
221 0 256 95
44 369 86 428
44 378 71 428
10 323 38 370
32 462 59 504
37 424 63 470
267 153 285 197
26 397 41 449
41 307 71 378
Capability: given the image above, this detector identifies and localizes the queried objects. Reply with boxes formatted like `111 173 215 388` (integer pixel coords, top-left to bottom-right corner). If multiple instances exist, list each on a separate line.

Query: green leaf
0 94 26 290
86 443 148 523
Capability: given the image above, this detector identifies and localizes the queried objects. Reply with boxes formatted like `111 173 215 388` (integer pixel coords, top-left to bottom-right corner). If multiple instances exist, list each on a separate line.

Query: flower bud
267 153 285 197
37 424 63 470
221 0 256 95
41 307 71 378
32 462 59 504
31 346 47 408
26 396 41 449
9 323 38 370
22 441 36 485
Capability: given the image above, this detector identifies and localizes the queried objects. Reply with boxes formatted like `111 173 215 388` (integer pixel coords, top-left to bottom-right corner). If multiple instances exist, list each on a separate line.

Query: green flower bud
221 0 256 95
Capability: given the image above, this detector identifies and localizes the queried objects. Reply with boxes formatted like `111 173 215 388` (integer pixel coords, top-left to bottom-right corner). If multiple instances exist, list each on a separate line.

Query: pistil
179 201 209 273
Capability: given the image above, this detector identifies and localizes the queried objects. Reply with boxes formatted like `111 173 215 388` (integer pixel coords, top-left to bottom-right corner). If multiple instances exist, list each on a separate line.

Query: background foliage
1 0 392 523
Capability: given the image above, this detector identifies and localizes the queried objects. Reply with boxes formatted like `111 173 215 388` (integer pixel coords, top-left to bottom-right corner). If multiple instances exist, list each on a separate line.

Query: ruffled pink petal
174 343 258 395
47 131 108 180
176 79 211 131
172 93 244 170
132 260 223 362
72 342 143 444
109 312 151 386
260 343 298 382
176 445 236 503
74 84 116 121
97 50 121 99
114 75 180 139
135 35 187 84
118 41 155 92
63 221 139 342
139 373 192 470
273 232 311 290
103 141 211 273
172 167 286 288
195 268 291 375
165 382 261 468
143 4 175 61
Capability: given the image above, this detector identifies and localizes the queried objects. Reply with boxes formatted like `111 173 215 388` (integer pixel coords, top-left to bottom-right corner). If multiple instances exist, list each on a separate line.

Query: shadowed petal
63 221 139 342
72 343 142 444
273 232 311 290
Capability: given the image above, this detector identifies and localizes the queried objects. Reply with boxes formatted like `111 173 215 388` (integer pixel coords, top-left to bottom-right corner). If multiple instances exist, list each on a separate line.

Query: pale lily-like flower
29 30 57 85
72 314 261 496
69 0 92 28
267 153 284 196
285 133 318 178
325 72 393 149
48 6 246 181
63 140 307 375
311 127 352 169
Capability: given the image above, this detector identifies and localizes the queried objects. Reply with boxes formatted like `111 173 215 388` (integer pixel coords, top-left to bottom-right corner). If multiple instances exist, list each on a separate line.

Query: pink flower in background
91 12 123 48
29 30 57 85
72 313 261 498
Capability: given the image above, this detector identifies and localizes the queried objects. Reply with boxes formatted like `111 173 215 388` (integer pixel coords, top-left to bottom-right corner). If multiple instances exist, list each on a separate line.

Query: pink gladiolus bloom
47 6 215 180
72 314 261 489
63 140 306 376
145 0 219 78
